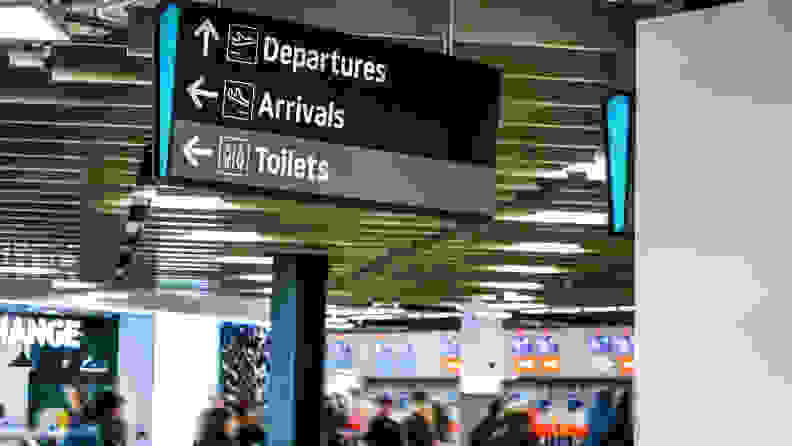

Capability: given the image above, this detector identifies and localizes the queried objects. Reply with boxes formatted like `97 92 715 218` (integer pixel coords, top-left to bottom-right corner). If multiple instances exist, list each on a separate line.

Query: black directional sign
156 1 501 217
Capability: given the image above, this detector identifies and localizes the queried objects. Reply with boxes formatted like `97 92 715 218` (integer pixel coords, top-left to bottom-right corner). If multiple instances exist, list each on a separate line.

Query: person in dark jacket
229 401 267 446
602 391 634 446
583 390 618 446
402 391 436 446
197 408 238 446
323 396 346 446
363 394 402 446
469 398 503 446
89 391 128 446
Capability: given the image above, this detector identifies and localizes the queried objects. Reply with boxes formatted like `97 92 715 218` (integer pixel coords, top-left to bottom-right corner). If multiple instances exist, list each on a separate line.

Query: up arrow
186 76 218 110
183 135 214 168
194 18 219 57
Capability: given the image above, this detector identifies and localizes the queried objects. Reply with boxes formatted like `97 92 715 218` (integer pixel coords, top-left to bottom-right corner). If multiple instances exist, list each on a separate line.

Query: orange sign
539 355 561 374
618 355 634 376
512 355 537 375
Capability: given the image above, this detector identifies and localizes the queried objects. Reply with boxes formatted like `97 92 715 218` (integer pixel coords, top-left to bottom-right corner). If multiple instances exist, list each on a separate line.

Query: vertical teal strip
607 95 629 233
159 5 181 177
269 280 298 446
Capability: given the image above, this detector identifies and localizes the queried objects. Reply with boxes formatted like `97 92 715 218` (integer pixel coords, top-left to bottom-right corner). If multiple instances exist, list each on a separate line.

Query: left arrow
183 135 215 168
194 18 220 58
186 76 219 110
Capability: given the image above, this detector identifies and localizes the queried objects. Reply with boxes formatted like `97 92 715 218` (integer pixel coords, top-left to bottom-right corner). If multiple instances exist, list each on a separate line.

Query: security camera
488 361 495 369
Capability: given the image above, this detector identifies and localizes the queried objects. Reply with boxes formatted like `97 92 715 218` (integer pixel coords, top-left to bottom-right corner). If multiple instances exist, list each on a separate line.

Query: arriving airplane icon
226 87 250 107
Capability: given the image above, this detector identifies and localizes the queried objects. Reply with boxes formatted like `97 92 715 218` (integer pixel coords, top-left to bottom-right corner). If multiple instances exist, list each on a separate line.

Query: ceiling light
237 274 273 282
488 303 546 311
497 242 587 255
217 256 274 265
485 265 566 274
620 306 636 311
0 266 59 275
503 292 537 302
477 282 543 291
519 308 549 314
0 4 70 43
327 323 355 329
152 195 238 211
180 231 275 243
473 311 511 319
51 280 98 291
498 211 608 225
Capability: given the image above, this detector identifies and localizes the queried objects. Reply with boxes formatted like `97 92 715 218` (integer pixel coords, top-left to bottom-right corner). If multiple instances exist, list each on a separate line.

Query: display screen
612 336 634 354
535 336 559 354
589 336 611 353
219 322 271 404
512 336 533 355
327 341 354 370
375 343 416 377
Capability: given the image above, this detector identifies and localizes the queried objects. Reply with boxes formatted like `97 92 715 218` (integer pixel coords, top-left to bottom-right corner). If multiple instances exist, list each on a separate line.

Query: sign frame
154 0 500 222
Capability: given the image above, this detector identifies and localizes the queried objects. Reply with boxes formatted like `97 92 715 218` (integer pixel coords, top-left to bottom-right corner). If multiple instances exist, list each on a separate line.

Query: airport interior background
0 0 786 446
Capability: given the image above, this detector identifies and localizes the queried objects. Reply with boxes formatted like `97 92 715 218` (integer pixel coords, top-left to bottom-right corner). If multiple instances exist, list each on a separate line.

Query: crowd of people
322 389 634 446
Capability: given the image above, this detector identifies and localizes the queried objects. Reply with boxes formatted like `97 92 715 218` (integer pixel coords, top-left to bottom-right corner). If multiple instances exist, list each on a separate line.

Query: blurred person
197 407 238 446
196 393 229 445
431 403 450 444
90 391 127 446
583 390 617 446
469 397 503 446
362 394 401 446
229 401 266 446
602 391 633 446
497 402 539 446
323 395 346 446
402 391 437 446
63 384 87 427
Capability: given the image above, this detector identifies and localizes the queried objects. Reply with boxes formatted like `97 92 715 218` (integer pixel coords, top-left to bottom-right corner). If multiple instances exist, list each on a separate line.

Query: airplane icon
226 87 250 107
231 32 257 47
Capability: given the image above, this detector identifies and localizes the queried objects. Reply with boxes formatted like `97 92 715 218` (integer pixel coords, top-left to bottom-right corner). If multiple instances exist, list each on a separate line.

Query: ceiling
0 0 636 329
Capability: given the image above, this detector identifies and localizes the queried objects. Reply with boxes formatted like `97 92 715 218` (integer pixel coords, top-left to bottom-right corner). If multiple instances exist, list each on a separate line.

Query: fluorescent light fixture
217 256 274 265
499 211 608 225
51 280 99 291
477 282 543 291
327 323 355 329
485 265 566 274
0 5 70 43
0 266 59 275
180 231 273 243
488 303 546 311
503 292 537 302
551 307 583 314
498 242 587 255
519 308 549 314
237 274 273 282
620 306 636 311
473 311 511 319
152 195 239 211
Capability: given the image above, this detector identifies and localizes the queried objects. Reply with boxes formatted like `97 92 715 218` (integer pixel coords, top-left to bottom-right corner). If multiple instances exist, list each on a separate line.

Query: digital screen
327 341 353 369
612 336 634 354
220 323 271 404
512 336 533 355
589 336 611 353
535 336 559 354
